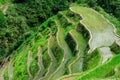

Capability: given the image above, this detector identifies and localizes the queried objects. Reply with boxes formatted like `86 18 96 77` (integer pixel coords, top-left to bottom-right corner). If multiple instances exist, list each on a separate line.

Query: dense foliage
97 0 120 20
0 11 5 27
0 0 69 60
0 0 120 61
0 0 14 5
0 0 120 80
0 4 120 80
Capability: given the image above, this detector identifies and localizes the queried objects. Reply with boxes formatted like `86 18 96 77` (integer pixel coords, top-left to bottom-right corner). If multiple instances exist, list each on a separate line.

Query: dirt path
0 65 6 80
116 38 120 46
0 3 12 14
27 51 33 80
8 60 14 80
34 47 44 80
0 62 9 80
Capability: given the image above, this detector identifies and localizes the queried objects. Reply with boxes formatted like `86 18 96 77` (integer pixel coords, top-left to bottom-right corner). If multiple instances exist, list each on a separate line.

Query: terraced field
70 6 119 53
0 5 120 80
68 29 87 73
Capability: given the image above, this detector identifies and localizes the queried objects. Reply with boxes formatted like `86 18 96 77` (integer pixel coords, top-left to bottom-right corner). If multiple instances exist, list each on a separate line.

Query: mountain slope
0 5 120 80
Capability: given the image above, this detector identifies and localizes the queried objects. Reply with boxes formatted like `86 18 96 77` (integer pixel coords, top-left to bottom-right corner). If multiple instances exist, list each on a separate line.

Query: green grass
113 63 120 78
69 29 87 73
12 37 37 79
75 54 120 80
85 49 101 70
48 19 72 80
1 5 120 80
11 30 48 79
4 67 9 80
12 34 35 59
0 0 13 5
59 11 76 25
13 49 29 80
40 35 58 80
55 19 72 58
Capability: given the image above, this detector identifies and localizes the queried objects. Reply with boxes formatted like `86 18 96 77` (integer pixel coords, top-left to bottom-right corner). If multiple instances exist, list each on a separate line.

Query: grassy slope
34 47 44 80
0 5 120 80
58 52 120 80
96 7 120 36
70 6 118 53
68 29 87 73
48 19 72 80
58 49 101 80
0 0 13 5
75 54 120 80
57 5 119 80
40 35 58 80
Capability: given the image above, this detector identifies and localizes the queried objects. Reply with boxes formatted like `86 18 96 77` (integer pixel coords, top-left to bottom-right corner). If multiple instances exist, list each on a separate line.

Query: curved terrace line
70 6 120 53
0 62 9 80
58 74 79 80
68 29 87 74
48 19 72 80
34 47 44 80
76 54 120 79
59 12 76 25
27 51 33 80
40 35 57 80
8 60 14 80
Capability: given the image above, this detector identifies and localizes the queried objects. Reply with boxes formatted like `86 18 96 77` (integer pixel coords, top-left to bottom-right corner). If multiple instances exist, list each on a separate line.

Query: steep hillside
0 5 120 80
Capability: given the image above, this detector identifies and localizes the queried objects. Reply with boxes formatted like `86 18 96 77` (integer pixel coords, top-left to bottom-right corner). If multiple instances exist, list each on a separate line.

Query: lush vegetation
0 0 69 60
0 0 120 60
0 0 120 80
0 0 14 5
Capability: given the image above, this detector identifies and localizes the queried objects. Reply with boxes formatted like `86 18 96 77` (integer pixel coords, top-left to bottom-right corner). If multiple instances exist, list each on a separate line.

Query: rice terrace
0 0 120 80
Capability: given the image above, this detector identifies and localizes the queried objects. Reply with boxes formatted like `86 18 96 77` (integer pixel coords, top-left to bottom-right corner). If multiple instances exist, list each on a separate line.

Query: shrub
0 11 6 27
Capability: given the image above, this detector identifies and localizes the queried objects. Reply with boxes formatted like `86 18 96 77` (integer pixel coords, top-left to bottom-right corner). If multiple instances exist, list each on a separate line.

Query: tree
97 0 120 19
88 0 97 7
13 0 29 3
0 11 5 27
